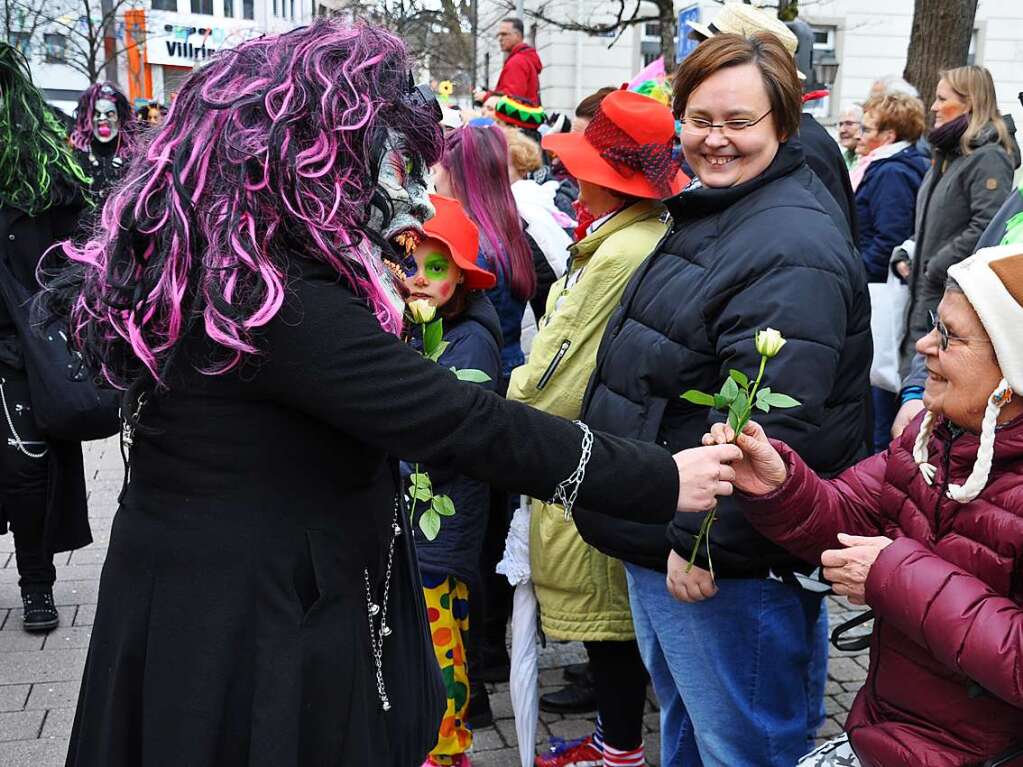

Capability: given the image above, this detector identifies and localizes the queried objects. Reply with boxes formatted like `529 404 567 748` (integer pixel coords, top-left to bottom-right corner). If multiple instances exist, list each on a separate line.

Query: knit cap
913 243 1023 502
494 95 546 131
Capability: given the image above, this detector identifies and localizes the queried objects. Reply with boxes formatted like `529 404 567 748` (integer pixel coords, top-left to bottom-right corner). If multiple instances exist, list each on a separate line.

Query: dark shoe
466 682 494 729
22 590 59 633
562 662 590 685
539 680 597 714
477 645 511 684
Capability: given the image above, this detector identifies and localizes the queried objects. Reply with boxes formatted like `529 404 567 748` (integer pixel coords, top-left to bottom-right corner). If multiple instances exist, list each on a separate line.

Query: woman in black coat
50 23 730 767
0 43 92 633
574 34 871 767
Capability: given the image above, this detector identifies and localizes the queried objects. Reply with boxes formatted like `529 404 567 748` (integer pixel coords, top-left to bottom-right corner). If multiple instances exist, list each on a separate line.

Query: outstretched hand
672 444 742 513
821 533 893 605
701 421 787 496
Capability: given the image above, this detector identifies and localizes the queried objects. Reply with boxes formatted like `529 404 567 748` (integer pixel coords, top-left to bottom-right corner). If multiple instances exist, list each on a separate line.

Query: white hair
840 104 863 120
874 75 920 98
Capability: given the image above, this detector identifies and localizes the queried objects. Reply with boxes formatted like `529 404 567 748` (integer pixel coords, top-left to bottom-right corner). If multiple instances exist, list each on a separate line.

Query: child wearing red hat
402 196 501 767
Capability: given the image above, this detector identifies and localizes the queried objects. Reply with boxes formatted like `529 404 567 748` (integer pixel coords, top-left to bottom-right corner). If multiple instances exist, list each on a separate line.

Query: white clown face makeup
92 97 119 144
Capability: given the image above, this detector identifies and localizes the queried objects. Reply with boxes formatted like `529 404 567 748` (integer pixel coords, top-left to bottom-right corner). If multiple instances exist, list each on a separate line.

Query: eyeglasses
680 109 772 136
928 310 990 351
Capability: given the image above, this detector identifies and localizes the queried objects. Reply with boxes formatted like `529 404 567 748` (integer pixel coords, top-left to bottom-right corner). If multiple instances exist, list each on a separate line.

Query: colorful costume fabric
422 572 472 763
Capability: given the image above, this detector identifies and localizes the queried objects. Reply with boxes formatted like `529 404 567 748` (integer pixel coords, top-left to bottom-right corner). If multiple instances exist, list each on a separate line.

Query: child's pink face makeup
403 238 463 308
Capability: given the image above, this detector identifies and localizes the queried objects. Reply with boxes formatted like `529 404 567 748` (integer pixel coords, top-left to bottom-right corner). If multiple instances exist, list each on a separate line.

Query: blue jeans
625 564 827 767
872 386 899 454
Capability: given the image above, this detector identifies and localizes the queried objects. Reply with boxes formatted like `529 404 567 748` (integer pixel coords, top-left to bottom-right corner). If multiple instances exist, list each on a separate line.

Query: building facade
14 0 341 116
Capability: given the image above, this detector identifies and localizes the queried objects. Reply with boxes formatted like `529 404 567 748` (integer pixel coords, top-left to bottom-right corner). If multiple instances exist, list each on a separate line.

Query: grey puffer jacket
897 122 1016 376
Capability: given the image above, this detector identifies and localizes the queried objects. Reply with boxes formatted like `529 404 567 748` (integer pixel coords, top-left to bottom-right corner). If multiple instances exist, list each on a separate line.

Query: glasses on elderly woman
680 109 772 136
929 310 990 351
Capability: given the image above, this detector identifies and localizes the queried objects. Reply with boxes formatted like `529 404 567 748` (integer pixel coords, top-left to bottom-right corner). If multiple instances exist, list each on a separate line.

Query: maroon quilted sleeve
739 440 889 565
865 536 1023 708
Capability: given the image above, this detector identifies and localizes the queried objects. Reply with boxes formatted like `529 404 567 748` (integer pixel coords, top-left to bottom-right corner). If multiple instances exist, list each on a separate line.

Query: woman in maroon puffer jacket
697 244 1023 766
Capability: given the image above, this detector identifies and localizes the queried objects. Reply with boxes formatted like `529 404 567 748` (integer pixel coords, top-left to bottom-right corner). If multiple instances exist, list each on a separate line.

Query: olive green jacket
507 199 668 641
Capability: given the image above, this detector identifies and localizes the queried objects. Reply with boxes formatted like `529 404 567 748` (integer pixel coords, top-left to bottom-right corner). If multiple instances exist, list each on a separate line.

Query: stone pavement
0 437 871 766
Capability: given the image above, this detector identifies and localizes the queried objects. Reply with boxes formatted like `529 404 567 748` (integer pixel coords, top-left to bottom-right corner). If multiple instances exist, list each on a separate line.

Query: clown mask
369 130 436 279
92 97 119 143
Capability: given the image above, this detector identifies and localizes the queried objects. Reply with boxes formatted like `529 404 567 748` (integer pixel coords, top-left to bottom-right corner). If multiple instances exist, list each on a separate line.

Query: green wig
0 42 90 215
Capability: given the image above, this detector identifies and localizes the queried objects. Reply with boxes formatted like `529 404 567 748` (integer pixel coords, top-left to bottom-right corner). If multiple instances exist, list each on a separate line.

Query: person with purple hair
47 20 739 767
69 81 135 201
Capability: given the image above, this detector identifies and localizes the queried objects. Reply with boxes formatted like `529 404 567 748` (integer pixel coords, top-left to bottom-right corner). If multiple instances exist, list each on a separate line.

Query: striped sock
592 715 604 752
603 743 644 767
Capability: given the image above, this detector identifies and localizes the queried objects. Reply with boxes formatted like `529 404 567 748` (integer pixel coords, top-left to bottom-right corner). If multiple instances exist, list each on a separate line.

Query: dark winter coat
743 414 1023 767
896 122 1016 375
0 202 90 555
405 293 502 586
799 112 859 241
493 43 542 105
855 143 929 282
478 247 527 378
66 257 680 767
574 141 871 575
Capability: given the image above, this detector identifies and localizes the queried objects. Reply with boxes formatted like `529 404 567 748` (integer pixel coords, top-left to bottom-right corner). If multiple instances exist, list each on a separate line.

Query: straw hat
687 2 805 79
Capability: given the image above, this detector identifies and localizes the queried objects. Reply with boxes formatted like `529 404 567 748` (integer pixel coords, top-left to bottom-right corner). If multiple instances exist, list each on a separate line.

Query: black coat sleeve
256 268 679 520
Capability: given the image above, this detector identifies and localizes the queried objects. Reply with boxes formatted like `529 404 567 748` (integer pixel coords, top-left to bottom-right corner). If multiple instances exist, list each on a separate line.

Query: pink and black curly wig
69 81 136 157
51 22 442 391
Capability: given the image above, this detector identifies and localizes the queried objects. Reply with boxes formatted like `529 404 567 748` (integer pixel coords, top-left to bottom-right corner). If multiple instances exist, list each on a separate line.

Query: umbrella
495 497 538 767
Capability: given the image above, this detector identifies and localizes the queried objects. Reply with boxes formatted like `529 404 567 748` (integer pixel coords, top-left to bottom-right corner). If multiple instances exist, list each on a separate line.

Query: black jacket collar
664 140 806 225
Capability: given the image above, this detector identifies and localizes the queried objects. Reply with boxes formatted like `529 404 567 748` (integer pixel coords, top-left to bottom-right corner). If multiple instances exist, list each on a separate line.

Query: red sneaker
534 736 603 767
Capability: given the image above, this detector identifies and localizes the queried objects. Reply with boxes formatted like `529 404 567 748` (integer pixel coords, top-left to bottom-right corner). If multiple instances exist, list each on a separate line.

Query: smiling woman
571 32 872 767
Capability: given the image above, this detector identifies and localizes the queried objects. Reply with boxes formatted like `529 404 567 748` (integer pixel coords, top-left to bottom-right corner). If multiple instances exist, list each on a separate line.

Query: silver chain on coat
363 496 402 711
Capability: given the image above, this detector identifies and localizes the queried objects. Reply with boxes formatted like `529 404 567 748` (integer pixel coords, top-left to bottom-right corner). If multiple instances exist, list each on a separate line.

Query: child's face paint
403 238 463 308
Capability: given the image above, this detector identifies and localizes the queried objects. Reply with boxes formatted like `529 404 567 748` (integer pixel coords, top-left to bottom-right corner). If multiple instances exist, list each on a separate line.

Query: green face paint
422 251 452 282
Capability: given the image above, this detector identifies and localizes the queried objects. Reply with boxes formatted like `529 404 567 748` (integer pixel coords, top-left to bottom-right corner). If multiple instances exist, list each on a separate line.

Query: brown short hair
575 87 617 120
672 33 802 141
862 92 926 143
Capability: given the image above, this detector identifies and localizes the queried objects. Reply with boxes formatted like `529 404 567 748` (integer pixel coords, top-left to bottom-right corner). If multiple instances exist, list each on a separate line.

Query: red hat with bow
542 90 687 199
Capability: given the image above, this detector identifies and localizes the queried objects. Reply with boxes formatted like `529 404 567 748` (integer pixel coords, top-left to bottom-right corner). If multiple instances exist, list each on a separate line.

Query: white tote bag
868 271 910 393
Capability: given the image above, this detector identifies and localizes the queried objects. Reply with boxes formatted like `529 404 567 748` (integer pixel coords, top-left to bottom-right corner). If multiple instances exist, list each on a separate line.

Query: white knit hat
913 244 1023 502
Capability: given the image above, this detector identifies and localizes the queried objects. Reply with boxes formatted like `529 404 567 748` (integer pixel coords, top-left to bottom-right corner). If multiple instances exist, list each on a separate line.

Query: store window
806 24 837 119
44 33 67 63
224 0 234 17
151 0 177 9
191 0 214 15
10 31 31 56
243 0 254 18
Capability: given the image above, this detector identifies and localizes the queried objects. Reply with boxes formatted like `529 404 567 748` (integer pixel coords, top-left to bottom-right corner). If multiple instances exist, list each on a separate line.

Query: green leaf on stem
426 340 450 362
432 494 456 516
760 392 801 409
720 377 740 403
419 509 441 540
409 472 433 502
713 394 730 410
454 368 492 383
728 391 749 432
729 369 749 389
423 319 444 358
681 389 715 407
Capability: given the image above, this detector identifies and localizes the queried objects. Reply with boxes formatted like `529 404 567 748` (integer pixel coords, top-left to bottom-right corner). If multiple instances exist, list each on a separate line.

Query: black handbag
0 257 119 442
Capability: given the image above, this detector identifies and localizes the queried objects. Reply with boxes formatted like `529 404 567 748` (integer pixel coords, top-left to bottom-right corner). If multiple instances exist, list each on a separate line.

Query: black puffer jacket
576 141 872 575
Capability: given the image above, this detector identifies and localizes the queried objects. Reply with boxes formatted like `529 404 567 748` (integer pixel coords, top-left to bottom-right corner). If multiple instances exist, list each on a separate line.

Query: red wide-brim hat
423 195 497 290
543 90 688 199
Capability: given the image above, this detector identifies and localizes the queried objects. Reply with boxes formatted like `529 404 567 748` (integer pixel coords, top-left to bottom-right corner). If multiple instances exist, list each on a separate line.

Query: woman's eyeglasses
679 109 772 136
929 310 989 351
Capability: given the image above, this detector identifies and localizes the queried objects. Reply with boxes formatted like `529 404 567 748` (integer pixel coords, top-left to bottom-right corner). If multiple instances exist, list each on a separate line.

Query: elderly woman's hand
701 421 787 496
821 533 894 605
666 550 718 603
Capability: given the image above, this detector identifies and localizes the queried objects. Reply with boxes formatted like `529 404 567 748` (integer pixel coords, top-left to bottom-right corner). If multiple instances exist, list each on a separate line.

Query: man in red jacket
477 17 542 106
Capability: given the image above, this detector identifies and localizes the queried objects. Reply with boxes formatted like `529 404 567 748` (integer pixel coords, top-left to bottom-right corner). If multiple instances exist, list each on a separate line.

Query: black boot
22 589 59 633
539 675 597 714
466 680 494 729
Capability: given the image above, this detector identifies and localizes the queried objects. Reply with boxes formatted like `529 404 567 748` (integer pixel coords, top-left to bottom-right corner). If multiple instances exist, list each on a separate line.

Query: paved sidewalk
0 438 870 766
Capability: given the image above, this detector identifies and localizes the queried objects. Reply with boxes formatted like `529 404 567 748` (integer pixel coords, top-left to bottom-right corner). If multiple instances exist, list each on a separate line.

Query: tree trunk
903 0 978 112
658 0 675 72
